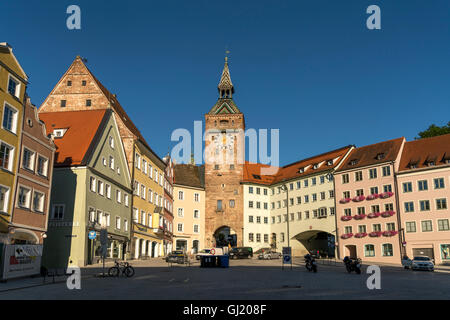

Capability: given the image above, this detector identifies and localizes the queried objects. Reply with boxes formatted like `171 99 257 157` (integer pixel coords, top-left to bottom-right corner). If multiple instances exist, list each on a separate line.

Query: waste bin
218 255 229 268
201 256 215 268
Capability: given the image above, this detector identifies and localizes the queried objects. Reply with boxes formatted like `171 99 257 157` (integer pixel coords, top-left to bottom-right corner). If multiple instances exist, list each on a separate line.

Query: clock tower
204 57 245 248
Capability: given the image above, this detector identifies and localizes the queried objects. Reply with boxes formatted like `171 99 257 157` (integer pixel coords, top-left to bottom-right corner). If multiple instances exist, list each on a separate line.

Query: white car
195 249 212 260
410 256 434 271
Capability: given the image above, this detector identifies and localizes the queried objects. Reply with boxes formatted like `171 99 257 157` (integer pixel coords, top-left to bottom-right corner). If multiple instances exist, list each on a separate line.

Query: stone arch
293 230 336 258
11 228 40 244
213 226 237 247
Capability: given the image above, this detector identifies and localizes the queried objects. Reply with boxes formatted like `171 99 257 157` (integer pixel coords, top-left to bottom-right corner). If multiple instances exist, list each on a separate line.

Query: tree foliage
416 122 450 139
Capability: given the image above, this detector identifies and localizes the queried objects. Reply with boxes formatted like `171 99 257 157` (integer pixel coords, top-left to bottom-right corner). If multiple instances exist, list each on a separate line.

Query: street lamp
280 184 290 249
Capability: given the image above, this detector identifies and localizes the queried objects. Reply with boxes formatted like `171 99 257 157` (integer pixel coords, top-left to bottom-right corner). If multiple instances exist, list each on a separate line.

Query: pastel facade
131 140 166 259
0 43 27 239
11 97 55 244
40 110 132 268
397 134 450 264
162 156 174 254
173 164 205 253
335 138 405 264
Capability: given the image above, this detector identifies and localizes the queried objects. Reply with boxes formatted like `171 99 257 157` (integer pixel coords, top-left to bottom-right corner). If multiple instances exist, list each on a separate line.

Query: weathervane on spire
225 48 230 62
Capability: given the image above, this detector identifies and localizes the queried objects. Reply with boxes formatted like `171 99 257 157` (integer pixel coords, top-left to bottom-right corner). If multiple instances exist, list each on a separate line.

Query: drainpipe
392 161 404 263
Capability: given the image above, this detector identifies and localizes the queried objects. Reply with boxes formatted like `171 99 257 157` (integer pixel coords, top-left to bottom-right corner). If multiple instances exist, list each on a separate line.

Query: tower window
60 100 66 107
67 80 72 86
82 80 87 86
86 99 91 107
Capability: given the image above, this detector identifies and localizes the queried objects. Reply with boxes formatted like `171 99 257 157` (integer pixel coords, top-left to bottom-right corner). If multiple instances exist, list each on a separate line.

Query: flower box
366 194 379 200
341 215 353 221
379 191 394 199
382 230 398 237
352 195 365 202
353 214 366 220
355 232 367 238
369 231 383 237
381 211 395 218
368 212 381 219
339 198 351 204
341 233 353 239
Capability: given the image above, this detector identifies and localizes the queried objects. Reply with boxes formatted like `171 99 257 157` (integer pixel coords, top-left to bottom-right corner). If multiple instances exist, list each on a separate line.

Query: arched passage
293 230 336 258
214 226 237 247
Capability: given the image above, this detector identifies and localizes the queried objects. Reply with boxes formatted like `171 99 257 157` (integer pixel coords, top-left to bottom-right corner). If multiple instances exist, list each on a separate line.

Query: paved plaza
1 257 449 300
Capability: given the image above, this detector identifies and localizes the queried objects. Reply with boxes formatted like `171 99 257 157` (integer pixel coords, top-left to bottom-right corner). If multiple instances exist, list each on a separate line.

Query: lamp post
280 184 290 249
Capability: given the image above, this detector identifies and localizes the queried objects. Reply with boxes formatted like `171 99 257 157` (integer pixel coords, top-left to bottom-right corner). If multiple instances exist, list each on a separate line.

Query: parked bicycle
108 260 135 277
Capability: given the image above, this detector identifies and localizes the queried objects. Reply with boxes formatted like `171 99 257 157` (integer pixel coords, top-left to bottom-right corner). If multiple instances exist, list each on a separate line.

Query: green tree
416 122 450 139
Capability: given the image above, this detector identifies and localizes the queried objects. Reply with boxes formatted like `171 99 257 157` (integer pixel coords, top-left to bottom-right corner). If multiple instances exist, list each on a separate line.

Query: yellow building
0 43 27 238
131 140 166 259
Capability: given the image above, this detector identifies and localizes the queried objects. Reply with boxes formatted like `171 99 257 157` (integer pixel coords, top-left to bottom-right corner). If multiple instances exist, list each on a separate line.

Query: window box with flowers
381 211 395 218
379 192 394 199
353 214 366 220
355 232 367 238
340 198 351 204
341 216 353 221
369 231 383 237
382 230 398 237
368 212 381 219
352 195 365 202
341 233 353 239
366 194 379 200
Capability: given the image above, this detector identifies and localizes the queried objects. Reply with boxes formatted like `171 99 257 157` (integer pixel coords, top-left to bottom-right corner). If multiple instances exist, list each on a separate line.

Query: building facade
40 110 132 267
0 43 27 240
335 138 405 264
397 134 450 264
173 164 205 253
130 140 166 259
11 97 55 244
162 156 174 254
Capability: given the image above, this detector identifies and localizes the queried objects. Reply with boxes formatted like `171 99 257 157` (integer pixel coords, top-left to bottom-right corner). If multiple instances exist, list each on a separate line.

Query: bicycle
108 260 135 277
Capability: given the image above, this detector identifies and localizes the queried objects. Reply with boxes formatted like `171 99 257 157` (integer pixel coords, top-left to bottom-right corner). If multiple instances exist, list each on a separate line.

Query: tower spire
218 52 234 98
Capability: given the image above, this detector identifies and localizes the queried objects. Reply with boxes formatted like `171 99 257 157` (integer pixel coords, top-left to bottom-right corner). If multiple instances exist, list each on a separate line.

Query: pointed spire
218 55 234 98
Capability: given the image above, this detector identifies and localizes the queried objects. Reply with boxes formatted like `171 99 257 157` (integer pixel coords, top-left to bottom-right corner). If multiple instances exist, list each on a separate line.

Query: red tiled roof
337 138 404 172
39 110 107 167
242 162 278 185
399 133 450 171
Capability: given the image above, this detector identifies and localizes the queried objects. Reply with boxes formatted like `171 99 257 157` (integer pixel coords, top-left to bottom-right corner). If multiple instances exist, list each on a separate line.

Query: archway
214 226 237 247
193 240 199 253
293 230 336 258
10 228 40 244
345 245 357 259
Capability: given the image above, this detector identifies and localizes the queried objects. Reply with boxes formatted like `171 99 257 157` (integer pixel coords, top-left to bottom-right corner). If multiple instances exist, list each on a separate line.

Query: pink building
335 138 405 264
397 134 450 265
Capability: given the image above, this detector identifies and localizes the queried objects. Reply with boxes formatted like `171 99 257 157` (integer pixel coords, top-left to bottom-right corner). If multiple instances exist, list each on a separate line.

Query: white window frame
0 184 11 213
7 74 21 98
51 204 65 220
37 155 49 177
2 102 19 134
32 190 45 213
17 185 32 209
0 140 15 172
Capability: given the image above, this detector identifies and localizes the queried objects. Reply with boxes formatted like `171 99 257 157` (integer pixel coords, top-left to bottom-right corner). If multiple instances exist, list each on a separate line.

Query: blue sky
2 0 450 166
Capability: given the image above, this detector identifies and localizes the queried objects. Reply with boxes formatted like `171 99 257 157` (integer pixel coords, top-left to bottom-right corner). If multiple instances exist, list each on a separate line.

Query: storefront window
441 244 450 260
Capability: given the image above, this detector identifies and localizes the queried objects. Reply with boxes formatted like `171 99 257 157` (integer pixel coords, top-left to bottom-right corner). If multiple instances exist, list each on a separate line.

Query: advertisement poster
1 244 43 280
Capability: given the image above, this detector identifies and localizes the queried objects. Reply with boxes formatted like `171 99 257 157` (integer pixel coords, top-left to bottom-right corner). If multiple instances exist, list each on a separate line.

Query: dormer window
313 164 319 170
376 153 385 160
53 129 67 138
349 159 358 166
327 160 333 166
427 161 435 167
252 174 261 180
298 167 304 173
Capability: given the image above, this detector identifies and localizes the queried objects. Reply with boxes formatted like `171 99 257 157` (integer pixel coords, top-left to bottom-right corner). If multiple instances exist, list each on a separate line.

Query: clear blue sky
2 0 450 166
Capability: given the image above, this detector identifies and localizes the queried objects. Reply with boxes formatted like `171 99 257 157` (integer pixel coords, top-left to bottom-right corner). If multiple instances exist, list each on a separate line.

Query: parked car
401 255 412 269
254 247 271 255
195 249 211 260
410 256 434 271
258 250 282 260
229 247 253 259
165 250 188 264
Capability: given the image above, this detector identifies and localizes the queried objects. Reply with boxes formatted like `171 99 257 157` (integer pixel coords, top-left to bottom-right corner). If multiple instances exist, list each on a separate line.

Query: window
37 156 48 176
178 208 184 217
17 186 31 208
264 234 269 243
382 244 393 257
124 194 129 207
272 216 276 224
67 80 72 86
436 198 447 210
304 180 309 187
281 233 285 242
89 177 96 192
51 204 64 220
229 200 235 208
0 142 14 171
194 193 200 202
312 193 317 202
194 225 199 233
357 207 365 215
249 233 254 242
257 187 261 194
344 208 352 216
133 208 138 223
320 192 325 200
22 148 35 171
370 187 379 195
296 181 301 189
256 234 261 242
178 191 184 200
256 216 261 224
296 197 301 204
0 186 10 213
403 182 412 193
438 219 450 231
359 225 367 233
385 203 394 211
305 211 310 219
342 174 349 184
344 226 352 234
382 166 391 176
141 185 146 199
297 212 302 220
124 219 129 232
249 201 254 208
329 190 334 198
369 169 377 179
343 191 350 199
373 224 381 232
404 202 414 213
82 80 87 86
60 100 66 107
330 207 335 216
365 245 375 257
311 177 316 185
194 210 199 218
264 188 268 195
355 171 363 181
264 217 268 224
141 211 146 225
217 200 222 211
356 189 364 196
8 76 20 96
97 180 104 196
86 100 92 107
109 156 114 170
421 220 433 232
434 178 445 189
116 217 121 230
2 104 18 133
116 190 122 203
249 215 254 223
264 202 268 210
249 186 253 194
31 191 44 213
386 223 395 231
405 221 416 233
419 200 430 211
418 180 428 191
320 176 325 184
371 205 380 213
304 195 309 203
383 185 392 193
